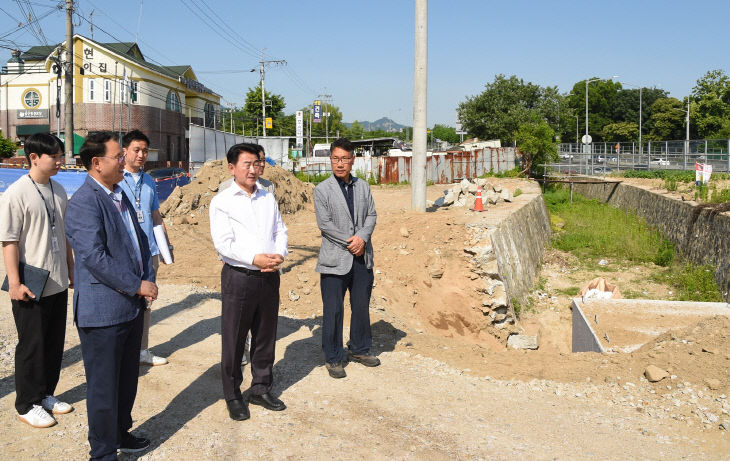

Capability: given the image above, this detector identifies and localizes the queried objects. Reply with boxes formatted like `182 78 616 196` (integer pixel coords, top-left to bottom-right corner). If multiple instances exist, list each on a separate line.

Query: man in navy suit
66 132 158 460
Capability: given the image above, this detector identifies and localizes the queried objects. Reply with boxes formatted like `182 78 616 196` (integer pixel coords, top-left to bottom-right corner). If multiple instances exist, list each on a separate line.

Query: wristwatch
168 244 174 250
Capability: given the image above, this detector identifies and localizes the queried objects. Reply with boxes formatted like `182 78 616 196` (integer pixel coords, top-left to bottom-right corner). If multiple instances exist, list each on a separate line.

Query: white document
153 225 173 264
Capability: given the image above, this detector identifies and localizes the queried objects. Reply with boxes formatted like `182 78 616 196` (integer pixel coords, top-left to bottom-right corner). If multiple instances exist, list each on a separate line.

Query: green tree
689 70 730 138
244 84 286 127
601 122 639 142
515 118 558 174
457 74 564 144
431 124 459 144
647 97 685 140
347 121 365 139
566 78 623 142
0 131 16 158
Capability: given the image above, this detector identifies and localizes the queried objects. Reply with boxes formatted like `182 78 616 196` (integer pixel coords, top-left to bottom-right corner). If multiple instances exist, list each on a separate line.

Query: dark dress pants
11 289 68 414
221 264 280 401
320 256 374 364
77 308 144 461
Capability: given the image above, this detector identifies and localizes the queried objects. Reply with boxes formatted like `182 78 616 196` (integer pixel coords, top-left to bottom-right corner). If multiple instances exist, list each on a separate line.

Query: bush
514 188 523 197
295 171 331 184
654 240 675 267
0 131 16 158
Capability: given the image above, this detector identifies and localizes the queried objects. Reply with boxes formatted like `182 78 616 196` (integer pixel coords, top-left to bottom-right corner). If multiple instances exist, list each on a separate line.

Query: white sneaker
17 404 56 428
140 349 168 366
41 395 73 414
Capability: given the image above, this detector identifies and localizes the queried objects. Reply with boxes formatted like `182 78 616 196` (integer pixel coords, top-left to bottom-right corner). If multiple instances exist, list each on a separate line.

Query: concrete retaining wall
491 194 552 305
573 182 730 301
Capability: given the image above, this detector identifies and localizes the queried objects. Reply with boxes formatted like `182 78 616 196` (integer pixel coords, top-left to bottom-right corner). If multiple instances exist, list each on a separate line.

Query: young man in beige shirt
0 133 74 428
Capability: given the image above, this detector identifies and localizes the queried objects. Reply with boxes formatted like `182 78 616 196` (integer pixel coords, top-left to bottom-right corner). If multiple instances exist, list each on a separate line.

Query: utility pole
318 89 332 143
411 0 427 212
259 49 286 137
64 0 74 162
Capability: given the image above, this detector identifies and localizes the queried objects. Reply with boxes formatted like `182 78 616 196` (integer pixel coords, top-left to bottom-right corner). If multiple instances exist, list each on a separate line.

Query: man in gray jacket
314 138 378 379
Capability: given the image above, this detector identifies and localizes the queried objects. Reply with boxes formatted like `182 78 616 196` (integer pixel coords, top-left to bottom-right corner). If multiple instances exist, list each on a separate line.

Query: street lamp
672 101 691 169
585 75 619 174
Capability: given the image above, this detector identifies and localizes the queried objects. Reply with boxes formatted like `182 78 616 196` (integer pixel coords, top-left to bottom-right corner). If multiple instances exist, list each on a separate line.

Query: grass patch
651 263 722 302
544 185 722 301
545 187 668 264
514 188 523 197
295 171 331 184
479 166 523 179
618 170 730 181
554 286 580 297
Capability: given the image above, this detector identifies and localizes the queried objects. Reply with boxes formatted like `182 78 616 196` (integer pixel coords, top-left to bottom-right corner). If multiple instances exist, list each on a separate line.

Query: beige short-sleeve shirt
0 175 69 297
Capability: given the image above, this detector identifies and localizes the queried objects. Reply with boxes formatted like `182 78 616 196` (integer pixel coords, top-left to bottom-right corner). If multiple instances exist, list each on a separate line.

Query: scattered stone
702 347 718 354
443 190 455 206
598 259 608 266
429 264 444 279
288 290 300 302
302 287 312 296
705 378 721 390
492 184 503 193
399 227 410 238
507 334 538 350
644 365 669 383
459 178 470 194
720 421 730 431
501 189 513 202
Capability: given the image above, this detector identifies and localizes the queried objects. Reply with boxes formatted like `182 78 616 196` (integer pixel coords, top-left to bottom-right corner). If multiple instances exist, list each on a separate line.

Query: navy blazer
66 175 155 328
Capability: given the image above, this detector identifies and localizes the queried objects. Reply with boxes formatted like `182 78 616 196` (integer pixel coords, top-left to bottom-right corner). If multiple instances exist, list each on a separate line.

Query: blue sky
1 0 729 126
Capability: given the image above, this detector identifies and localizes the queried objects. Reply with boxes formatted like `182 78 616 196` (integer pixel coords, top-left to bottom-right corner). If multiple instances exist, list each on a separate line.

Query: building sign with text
313 100 322 123
17 109 49 119
296 110 303 147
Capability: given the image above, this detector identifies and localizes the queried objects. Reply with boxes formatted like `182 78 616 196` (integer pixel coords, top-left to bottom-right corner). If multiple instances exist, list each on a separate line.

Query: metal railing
556 139 730 174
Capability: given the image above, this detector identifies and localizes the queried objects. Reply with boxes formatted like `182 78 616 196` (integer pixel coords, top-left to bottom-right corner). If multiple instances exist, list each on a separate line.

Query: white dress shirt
209 182 288 270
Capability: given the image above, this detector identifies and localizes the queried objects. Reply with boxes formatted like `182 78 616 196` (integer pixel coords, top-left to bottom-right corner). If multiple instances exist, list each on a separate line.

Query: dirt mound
160 160 314 221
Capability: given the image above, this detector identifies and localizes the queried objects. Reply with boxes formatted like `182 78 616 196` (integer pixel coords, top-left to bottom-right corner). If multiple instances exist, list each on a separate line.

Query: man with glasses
119 129 172 367
209 143 288 421
66 132 157 459
314 137 378 379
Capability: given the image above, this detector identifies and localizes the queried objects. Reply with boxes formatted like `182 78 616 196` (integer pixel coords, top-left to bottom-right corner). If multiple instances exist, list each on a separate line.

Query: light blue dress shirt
118 169 161 256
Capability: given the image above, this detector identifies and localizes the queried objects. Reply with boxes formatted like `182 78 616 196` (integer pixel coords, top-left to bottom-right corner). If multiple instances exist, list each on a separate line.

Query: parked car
559 153 574 160
148 167 187 179
650 158 670 166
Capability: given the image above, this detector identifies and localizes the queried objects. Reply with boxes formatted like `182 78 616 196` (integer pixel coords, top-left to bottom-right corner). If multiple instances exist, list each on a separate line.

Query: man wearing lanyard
0 133 74 428
119 129 173 367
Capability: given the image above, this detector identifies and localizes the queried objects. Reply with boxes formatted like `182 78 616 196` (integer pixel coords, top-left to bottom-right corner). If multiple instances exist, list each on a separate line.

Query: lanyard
123 171 144 209
27 174 56 229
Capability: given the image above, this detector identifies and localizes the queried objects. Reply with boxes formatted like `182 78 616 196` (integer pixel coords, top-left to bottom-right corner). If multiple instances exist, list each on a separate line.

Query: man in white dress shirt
209 143 288 421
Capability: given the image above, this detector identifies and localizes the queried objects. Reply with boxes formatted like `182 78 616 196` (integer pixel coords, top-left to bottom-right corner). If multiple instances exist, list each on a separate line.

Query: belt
225 263 278 277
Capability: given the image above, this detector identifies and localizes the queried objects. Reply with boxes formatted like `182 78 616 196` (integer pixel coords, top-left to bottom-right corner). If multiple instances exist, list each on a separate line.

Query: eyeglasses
239 161 263 170
330 157 352 164
96 155 125 164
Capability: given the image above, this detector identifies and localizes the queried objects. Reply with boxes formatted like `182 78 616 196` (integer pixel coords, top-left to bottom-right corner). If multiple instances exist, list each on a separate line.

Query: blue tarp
0 168 189 202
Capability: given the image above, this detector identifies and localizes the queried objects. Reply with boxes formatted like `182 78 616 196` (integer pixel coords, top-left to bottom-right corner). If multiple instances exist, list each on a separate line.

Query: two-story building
0 34 221 161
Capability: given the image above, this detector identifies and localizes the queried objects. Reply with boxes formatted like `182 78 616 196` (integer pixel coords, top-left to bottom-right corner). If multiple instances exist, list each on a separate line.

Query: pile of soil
160 160 314 222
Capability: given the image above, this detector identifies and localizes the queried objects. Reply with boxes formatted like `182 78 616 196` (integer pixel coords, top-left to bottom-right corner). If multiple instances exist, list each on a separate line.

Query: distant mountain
344 117 406 132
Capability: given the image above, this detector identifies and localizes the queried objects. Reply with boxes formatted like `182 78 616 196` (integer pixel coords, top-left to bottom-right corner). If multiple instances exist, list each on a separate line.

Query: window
166 90 180 112
23 89 41 109
88 79 95 101
103 79 111 102
204 102 215 127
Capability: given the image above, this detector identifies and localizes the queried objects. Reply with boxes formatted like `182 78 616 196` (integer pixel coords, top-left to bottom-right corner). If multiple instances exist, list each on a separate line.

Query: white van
312 143 330 157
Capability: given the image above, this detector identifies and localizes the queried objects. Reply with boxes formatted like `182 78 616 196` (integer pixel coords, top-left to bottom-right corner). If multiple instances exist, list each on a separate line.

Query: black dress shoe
226 398 250 421
119 432 150 454
249 392 286 411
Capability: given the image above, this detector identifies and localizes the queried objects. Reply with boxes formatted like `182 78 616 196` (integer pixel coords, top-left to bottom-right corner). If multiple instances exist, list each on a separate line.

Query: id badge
51 234 60 253
137 210 145 223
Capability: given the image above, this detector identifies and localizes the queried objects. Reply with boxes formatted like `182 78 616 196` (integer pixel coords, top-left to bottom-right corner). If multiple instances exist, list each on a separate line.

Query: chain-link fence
554 139 730 175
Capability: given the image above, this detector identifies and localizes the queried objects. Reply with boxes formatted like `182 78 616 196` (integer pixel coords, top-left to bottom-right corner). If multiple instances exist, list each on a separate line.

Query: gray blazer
314 175 377 275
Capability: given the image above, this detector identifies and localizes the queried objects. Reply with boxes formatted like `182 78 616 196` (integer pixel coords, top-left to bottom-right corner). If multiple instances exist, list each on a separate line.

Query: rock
501 189 513 202
598 259 608 266
288 290 300 302
468 183 478 193
399 227 410 238
302 287 312 295
429 264 444 279
720 421 730 431
492 183 503 193
644 365 669 382
297 273 309 283
464 193 476 208
702 347 718 354
459 178 470 194
442 190 455 206
705 378 721 390
491 284 507 307
507 334 538 350
485 190 500 205
475 178 487 187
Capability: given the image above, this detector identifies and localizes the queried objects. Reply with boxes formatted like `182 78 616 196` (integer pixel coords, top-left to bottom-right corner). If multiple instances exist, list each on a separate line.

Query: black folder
1 262 50 299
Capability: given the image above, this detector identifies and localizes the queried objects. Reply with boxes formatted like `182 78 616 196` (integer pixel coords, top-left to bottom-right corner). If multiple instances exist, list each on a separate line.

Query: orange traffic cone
472 186 484 212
